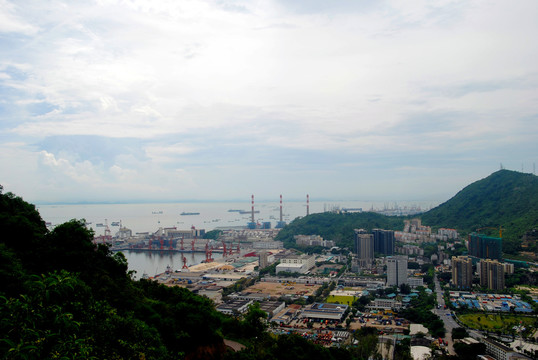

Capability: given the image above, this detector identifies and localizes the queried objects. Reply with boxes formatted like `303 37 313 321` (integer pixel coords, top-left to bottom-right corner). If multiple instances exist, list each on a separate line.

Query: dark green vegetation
452 342 486 360
0 187 222 359
398 289 445 338
505 268 538 288
224 332 352 360
451 327 468 340
205 229 223 240
275 211 403 249
421 170 538 255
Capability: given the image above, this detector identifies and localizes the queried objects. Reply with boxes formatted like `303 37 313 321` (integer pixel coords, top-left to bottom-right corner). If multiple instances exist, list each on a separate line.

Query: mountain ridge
276 170 538 256
420 169 538 254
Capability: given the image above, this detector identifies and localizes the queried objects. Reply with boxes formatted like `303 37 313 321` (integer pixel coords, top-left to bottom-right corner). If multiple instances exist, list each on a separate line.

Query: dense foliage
224 332 351 360
275 211 403 249
451 327 469 340
205 229 223 240
398 290 445 338
0 187 224 359
421 170 538 255
453 342 486 360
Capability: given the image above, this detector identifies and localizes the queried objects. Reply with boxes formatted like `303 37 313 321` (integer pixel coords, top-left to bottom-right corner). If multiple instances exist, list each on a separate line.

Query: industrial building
229 292 271 302
252 241 283 249
258 301 286 320
301 303 349 321
276 254 316 274
452 256 473 289
216 299 253 315
163 227 205 239
271 304 302 324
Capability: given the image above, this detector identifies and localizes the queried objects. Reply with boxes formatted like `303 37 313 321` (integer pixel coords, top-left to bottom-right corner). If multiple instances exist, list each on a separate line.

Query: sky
1 0 537 204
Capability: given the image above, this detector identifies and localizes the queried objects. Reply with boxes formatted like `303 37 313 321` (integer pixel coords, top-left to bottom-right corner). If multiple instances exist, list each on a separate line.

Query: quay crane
205 243 214 263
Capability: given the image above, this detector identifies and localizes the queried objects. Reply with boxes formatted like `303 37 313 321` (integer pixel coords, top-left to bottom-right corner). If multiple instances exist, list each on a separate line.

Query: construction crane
476 226 503 238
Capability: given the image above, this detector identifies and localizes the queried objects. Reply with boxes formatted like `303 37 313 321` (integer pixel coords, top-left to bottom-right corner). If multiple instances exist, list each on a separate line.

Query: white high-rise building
386 256 408 286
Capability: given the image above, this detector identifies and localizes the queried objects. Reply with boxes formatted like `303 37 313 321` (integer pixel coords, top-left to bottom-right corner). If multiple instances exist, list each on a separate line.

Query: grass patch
326 295 355 305
459 313 536 334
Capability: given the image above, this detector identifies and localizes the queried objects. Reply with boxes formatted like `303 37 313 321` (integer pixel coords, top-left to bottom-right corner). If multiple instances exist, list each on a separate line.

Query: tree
399 283 411 295
352 327 380 360
453 342 486 360
243 302 267 336
451 327 468 340
204 229 222 240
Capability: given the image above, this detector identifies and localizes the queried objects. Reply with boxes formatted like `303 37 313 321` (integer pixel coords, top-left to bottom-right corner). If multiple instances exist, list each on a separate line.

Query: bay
122 250 224 279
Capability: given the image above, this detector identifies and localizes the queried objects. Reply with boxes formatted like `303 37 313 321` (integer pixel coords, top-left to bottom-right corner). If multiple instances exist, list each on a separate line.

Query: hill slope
275 170 538 256
421 169 538 254
275 211 403 249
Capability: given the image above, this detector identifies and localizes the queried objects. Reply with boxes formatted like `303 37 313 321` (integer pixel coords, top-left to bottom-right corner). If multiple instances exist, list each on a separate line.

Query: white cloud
0 0 39 35
1 0 538 202
39 151 101 183
144 143 198 163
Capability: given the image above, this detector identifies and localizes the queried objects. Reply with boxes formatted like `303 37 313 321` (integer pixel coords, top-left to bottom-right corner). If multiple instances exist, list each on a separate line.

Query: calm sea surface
37 199 438 278
122 251 224 279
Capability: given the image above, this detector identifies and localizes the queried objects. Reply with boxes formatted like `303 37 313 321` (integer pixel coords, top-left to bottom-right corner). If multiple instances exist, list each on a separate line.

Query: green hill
420 169 538 255
275 170 538 257
275 211 403 249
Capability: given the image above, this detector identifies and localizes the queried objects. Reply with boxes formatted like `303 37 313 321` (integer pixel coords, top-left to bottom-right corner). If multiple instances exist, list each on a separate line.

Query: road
432 275 461 355
431 276 484 343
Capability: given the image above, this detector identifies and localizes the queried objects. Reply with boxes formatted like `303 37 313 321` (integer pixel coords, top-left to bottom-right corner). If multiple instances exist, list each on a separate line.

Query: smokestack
251 194 255 223
307 194 310 216
280 194 283 222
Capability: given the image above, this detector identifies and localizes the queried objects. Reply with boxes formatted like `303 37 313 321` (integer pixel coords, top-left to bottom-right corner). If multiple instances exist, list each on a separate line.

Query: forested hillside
421 170 538 255
0 186 223 359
